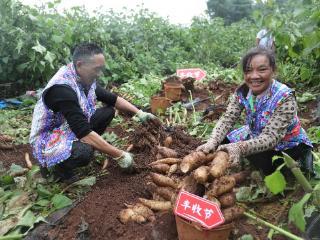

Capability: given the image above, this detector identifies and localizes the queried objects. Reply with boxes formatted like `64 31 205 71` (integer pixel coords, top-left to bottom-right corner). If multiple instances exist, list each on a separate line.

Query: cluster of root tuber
119 136 248 225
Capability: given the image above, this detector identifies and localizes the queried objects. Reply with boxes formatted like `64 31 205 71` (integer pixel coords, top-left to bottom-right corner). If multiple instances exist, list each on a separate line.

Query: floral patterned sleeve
210 94 243 145
240 94 297 156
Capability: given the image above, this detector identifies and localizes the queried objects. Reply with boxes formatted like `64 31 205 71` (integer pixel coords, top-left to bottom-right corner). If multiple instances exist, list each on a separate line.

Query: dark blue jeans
53 106 115 180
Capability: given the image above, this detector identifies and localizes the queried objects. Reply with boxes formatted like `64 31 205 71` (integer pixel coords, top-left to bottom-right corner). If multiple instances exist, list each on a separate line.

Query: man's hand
217 143 242 167
115 151 134 169
196 139 219 154
134 110 156 123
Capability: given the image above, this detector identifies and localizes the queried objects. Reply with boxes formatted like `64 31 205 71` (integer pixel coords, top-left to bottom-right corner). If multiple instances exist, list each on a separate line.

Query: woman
197 47 313 175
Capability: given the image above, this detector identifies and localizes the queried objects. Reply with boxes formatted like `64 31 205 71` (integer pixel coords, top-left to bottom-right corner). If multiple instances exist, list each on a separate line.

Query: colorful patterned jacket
227 80 312 152
30 63 96 167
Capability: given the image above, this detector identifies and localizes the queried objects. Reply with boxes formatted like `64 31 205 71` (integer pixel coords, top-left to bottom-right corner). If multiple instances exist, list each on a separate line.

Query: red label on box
176 68 206 80
174 190 225 229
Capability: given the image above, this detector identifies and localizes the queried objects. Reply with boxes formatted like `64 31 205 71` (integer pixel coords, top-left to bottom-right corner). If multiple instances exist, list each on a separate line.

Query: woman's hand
217 143 242 166
196 139 219 153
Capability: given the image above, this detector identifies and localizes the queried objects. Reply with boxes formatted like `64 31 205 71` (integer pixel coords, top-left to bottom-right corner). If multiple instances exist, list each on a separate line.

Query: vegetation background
0 0 319 93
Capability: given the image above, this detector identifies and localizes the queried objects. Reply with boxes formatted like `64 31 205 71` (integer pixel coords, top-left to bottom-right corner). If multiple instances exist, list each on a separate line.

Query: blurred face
244 54 274 95
76 53 105 86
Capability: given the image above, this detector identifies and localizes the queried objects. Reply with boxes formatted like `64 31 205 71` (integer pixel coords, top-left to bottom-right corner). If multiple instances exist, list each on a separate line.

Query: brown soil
1 125 306 240
1 80 316 240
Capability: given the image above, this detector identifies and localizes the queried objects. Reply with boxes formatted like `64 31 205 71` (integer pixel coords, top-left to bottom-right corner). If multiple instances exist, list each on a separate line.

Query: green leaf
2 57 9 64
236 186 252 201
51 194 72 210
72 176 96 187
36 185 53 198
271 155 283 164
52 35 63 43
9 164 24 175
44 51 56 68
16 40 24 54
17 63 29 73
34 199 50 207
288 193 311 232
16 210 35 227
32 41 46 54
264 170 286 194
0 175 14 186
239 234 254 240
297 92 316 103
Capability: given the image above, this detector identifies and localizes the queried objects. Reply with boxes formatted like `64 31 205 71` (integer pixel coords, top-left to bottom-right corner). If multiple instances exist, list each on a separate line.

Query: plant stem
244 212 304 240
0 235 24 240
282 152 313 193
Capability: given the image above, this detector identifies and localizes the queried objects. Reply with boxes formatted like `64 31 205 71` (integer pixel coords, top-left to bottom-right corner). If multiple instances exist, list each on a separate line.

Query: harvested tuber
207 175 236 197
218 192 236 208
150 173 177 189
180 151 207 173
163 136 173 148
138 198 172 211
178 175 200 194
153 192 166 201
168 163 178 176
130 203 156 222
157 146 178 158
151 163 170 174
193 166 211 184
119 208 146 224
155 187 176 201
230 170 250 184
209 151 230 178
24 153 33 169
204 194 221 208
101 159 109 170
126 144 134 152
150 158 181 166
222 206 244 223
206 153 216 161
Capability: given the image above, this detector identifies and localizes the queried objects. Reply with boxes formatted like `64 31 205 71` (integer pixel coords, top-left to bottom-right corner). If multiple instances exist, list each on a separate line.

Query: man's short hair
72 42 104 64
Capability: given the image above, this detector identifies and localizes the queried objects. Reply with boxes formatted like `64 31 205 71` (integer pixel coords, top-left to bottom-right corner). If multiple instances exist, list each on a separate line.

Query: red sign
176 68 206 81
174 190 224 229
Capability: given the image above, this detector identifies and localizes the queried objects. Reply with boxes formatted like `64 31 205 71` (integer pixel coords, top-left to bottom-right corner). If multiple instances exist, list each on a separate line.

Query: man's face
76 53 105 86
244 54 274 95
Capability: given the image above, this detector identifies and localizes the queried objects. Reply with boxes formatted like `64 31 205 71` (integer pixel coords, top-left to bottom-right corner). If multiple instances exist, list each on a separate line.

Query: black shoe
40 166 50 179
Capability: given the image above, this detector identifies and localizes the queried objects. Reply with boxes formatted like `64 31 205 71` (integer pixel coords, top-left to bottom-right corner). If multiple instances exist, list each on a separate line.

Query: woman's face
244 54 274 95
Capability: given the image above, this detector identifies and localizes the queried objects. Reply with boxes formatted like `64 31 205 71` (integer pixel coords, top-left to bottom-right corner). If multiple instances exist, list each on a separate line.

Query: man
256 28 275 51
30 42 155 182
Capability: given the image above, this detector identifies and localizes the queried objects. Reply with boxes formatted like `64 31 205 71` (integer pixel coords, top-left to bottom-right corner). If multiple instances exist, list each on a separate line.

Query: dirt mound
42 123 201 240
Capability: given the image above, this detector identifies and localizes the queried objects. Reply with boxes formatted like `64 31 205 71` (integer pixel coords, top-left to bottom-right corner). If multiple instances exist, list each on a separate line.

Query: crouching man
30 42 155 182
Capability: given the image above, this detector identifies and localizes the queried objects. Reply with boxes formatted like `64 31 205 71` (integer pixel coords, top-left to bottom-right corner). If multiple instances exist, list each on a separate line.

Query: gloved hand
114 151 134 169
196 139 219 154
134 110 156 123
217 142 243 167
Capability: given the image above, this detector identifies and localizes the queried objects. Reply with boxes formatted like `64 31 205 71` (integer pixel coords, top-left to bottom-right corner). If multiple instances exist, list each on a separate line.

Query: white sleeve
256 30 264 39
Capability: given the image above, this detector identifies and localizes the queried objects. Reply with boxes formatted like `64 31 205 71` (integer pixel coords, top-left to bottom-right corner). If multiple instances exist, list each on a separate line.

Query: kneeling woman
197 47 313 175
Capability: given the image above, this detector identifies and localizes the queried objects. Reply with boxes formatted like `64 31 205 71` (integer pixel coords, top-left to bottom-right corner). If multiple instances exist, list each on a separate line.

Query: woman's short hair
241 47 276 73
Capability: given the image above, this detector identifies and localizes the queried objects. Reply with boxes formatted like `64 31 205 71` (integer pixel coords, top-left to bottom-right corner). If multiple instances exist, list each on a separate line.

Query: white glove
134 110 156 123
114 151 134 169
